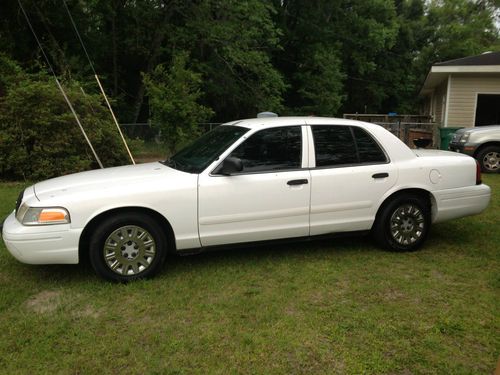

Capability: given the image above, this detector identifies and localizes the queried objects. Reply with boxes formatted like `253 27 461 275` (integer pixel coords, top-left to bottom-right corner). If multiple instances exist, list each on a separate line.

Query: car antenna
62 0 136 165
17 0 104 169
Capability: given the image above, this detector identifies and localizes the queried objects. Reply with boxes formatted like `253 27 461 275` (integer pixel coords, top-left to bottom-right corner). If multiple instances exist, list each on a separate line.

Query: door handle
372 173 389 179
287 179 309 186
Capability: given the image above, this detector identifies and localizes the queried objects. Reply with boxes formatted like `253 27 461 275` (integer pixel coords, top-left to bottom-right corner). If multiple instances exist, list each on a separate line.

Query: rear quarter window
352 127 387 163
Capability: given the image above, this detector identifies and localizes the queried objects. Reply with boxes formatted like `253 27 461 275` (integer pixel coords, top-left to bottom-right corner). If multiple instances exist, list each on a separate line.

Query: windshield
164 125 249 173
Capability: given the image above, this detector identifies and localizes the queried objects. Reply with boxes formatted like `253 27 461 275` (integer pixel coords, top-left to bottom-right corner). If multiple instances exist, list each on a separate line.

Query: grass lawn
132 140 167 164
0 176 498 374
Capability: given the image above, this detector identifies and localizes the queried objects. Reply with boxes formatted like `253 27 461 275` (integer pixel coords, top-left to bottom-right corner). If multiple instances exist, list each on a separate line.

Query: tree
414 0 500 83
143 52 213 154
1 0 498 134
0 55 129 180
293 47 345 115
183 0 286 120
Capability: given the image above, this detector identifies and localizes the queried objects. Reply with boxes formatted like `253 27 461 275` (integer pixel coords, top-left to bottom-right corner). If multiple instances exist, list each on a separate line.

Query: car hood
460 125 500 134
34 162 185 201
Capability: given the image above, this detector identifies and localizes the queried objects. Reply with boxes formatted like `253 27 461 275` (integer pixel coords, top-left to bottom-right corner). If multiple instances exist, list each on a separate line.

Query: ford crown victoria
2 117 491 281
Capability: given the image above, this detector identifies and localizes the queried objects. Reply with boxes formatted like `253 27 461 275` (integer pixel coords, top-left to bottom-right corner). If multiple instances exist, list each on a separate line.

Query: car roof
223 116 375 130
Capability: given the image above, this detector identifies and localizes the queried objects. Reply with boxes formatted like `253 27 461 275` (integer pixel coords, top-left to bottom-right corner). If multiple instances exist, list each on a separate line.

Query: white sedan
2 117 491 281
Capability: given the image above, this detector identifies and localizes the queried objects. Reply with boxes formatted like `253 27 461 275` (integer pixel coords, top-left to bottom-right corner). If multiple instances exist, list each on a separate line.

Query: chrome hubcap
390 204 425 245
483 152 499 171
103 225 156 276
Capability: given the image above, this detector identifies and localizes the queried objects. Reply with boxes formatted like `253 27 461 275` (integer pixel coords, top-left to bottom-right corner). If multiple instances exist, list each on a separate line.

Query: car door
198 125 311 247
308 124 398 235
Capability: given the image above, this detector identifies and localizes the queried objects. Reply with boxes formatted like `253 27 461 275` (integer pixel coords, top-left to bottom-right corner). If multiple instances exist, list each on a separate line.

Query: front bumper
432 184 491 223
1 211 81 264
448 142 477 156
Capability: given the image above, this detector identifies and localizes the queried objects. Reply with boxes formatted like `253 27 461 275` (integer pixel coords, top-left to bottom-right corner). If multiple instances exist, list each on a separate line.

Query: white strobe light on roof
257 112 278 118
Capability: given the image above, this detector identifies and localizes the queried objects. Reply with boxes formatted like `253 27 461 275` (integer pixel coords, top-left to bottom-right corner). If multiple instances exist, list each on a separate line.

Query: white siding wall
447 74 500 128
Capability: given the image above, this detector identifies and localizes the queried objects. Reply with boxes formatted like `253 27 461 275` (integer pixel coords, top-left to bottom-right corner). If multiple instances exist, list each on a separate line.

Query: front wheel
372 194 431 252
476 146 500 173
89 213 168 281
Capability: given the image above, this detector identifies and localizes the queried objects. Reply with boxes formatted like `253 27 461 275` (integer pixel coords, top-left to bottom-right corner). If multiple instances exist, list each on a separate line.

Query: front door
198 125 311 247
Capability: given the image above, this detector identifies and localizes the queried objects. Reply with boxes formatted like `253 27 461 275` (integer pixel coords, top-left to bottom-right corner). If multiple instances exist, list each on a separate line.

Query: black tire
476 146 500 173
372 193 431 252
89 212 168 282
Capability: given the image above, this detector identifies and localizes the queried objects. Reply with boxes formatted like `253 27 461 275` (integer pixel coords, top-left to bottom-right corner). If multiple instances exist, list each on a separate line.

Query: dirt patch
25 290 62 314
73 305 101 319
382 288 406 301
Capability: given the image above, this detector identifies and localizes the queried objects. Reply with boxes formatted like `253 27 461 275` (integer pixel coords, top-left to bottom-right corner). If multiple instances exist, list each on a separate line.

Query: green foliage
143 52 213 153
0 0 498 169
185 0 286 119
0 58 128 181
414 0 500 82
294 47 345 116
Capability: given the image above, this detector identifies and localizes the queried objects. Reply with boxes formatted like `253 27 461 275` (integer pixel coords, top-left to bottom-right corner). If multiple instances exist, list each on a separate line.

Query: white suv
449 125 500 173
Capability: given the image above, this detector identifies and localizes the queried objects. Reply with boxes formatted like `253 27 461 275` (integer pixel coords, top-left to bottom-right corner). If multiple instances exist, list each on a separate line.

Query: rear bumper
1 211 80 264
432 184 491 223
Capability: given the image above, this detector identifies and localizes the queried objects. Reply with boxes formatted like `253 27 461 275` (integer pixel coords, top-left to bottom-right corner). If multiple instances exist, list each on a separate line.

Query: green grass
0 176 498 374
129 140 168 163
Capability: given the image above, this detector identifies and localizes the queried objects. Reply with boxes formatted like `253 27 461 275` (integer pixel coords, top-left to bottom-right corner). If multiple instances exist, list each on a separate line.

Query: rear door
308 124 398 235
198 124 311 246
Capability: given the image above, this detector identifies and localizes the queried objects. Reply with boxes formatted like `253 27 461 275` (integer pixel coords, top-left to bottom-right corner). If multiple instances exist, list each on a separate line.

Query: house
419 51 500 128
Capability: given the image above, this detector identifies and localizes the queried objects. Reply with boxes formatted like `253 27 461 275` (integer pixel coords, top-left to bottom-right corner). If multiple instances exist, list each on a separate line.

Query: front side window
221 126 302 173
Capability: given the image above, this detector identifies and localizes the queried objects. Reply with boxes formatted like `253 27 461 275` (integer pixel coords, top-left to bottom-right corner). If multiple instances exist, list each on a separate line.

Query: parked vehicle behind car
448 125 500 173
2 117 492 281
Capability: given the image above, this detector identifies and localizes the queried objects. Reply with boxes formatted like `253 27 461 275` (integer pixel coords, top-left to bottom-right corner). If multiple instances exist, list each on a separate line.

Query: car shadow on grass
13 224 473 283
159 234 379 277
12 233 378 283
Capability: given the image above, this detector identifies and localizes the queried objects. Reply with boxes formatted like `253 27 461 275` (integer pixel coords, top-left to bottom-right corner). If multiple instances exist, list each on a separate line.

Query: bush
0 58 129 181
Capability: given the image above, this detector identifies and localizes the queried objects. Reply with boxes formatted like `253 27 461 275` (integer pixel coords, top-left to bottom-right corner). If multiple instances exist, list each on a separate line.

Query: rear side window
352 127 387 163
312 125 387 167
312 126 357 166
227 126 302 173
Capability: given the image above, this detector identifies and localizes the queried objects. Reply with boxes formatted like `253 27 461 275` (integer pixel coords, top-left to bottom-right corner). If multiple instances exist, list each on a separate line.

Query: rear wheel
89 213 168 281
476 146 500 173
372 194 430 252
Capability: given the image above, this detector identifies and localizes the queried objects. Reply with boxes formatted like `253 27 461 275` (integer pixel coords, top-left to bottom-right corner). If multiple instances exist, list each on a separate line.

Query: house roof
435 51 500 66
419 51 500 96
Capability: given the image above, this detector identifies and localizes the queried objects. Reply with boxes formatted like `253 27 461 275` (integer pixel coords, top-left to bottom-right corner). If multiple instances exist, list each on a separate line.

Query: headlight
18 206 71 226
459 133 470 143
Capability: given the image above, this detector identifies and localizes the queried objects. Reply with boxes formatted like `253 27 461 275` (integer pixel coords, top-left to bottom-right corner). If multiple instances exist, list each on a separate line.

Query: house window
475 94 500 126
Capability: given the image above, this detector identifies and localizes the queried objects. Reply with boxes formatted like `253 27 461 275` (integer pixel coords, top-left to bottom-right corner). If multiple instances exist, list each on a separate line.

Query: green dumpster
439 127 463 150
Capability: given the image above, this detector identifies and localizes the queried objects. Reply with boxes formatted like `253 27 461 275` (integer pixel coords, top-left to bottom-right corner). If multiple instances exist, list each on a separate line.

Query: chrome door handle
287 179 308 186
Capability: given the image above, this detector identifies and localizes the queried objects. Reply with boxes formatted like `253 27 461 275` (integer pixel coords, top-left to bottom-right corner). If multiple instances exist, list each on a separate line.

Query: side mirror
220 157 243 175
